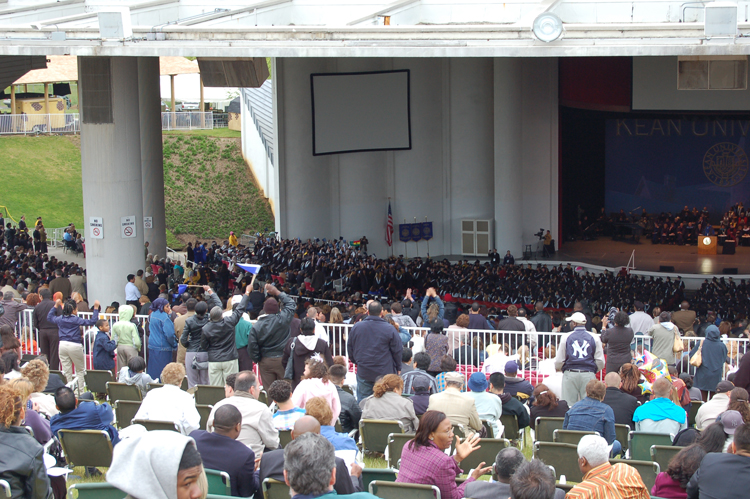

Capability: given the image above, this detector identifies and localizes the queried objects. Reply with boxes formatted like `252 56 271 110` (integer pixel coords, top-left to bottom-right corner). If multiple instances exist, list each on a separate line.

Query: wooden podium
698 236 717 255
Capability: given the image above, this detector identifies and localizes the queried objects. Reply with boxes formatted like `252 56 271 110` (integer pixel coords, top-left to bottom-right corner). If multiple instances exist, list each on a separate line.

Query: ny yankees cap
566 312 587 324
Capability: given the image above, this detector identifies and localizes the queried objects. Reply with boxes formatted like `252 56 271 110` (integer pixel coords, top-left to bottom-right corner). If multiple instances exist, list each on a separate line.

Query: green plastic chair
205 469 231 496
650 445 684 474
132 419 179 432
148 382 164 391
459 438 511 472
628 431 673 461
535 417 565 443
258 390 269 406
533 441 582 483
553 429 596 445
614 424 630 453
196 404 213 431
609 459 659 490
359 419 404 454
501 413 522 440
262 478 290 499
278 429 293 448
0 480 9 499
114 400 141 429
195 385 226 406
106 382 142 404
369 481 441 499
361 468 397 492
50 370 67 384
85 370 114 393
449 424 467 454
481 419 496 438
386 432 415 468
689 401 703 427
58 429 113 468
67 482 126 499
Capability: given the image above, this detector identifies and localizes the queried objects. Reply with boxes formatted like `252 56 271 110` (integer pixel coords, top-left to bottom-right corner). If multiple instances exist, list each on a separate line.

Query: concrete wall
240 99 278 216
273 57 559 258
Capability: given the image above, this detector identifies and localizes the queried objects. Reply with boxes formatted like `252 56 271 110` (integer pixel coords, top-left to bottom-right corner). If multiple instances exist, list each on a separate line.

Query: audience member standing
689 325 728 400
48 270 71 301
600 311 635 376
248 284 295 387
146 298 177 379
672 301 697 335
554 312 605 406
33 289 59 370
647 312 680 365
347 300 403 401
629 301 654 334
201 285 250 386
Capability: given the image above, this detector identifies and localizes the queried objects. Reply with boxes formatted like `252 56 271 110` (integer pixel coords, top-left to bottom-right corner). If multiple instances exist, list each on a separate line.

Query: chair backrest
688 401 703 427
262 478 290 499
67 482 126 499
258 390 269 406
148 382 164 391
386 433 415 468
0 480 9 499
553 429 596 445
501 413 520 439
106 382 143 404
650 445 684 474
459 438 511 472
205 468 231 496
614 424 630 453
278 429 293 449
369 480 441 499
359 419 404 454
628 432 673 461
481 419 495 439
449 424 466 454
195 385 226 406
132 419 180 432
361 468 398 492
181 377 189 391
535 417 565 443
85 370 114 393
533 441 582 483
609 459 660 491
114 400 142 429
196 404 213 431
58 429 113 468
50 369 67 384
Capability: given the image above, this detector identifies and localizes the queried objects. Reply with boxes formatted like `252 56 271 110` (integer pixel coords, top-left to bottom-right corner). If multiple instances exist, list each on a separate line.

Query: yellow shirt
229 234 238 247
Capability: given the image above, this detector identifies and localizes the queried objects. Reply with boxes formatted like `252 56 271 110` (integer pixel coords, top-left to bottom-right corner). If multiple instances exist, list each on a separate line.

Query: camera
534 229 544 240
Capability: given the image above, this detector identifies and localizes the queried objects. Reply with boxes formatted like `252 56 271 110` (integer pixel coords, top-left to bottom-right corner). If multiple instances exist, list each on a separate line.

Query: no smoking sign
89 217 103 239
121 216 137 239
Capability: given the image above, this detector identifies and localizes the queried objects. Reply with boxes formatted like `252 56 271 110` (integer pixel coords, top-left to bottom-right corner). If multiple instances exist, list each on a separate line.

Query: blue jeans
356 375 374 403
611 440 623 458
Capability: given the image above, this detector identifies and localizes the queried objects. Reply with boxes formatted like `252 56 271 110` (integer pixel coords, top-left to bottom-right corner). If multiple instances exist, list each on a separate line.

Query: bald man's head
604 372 621 388
653 377 672 399
291 415 321 439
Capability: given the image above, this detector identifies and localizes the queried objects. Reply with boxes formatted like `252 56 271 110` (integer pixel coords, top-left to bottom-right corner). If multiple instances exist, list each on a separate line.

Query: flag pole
414 217 419 256
425 216 429 257
404 218 407 259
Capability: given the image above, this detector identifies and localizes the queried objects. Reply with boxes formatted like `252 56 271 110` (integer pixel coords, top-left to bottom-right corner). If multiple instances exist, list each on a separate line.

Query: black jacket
687 452 750 499
602 387 639 430
347 316 403 383
336 385 362 433
181 293 221 352
248 293 296 362
444 301 459 325
0 426 53 499
33 299 58 331
281 335 333 388
200 294 249 362
259 448 361 494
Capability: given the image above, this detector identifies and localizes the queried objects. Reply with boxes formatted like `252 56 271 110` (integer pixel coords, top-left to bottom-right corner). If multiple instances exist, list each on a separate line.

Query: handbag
283 339 296 380
673 330 685 354
689 340 703 367
191 355 209 371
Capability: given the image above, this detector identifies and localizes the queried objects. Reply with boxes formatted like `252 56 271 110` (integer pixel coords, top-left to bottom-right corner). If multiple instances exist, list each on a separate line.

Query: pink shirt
291 378 341 426
396 440 475 499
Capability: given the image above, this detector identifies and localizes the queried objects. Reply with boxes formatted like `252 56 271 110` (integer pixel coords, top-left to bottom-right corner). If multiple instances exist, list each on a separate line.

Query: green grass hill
0 132 274 249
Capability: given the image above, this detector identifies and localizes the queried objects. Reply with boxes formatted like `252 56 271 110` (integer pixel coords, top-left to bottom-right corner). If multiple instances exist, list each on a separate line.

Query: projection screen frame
310 69 412 156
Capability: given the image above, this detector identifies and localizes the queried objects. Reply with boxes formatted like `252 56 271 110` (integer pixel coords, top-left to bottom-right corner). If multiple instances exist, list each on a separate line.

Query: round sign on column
89 217 104 239
121 216 137 239
144 216 153 230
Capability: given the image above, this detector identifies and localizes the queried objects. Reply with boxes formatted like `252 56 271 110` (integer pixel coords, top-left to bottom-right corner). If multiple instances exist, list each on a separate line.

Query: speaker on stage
659 265 675 273
723 240 736 255
724 268 738 275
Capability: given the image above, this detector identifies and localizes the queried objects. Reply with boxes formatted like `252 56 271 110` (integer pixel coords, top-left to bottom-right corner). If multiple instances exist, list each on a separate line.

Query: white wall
273 57 559 258
240 91 278 217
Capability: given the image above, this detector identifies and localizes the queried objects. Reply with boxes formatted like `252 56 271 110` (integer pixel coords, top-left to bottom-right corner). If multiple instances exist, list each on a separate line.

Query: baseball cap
467 372 488 392
716 380 735 394
505 361 518 374
412 376 431 394
566 312 587 324
719 410 743 435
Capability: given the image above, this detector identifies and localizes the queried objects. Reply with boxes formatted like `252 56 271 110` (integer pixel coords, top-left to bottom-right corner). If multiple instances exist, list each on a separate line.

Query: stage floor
555 239 750 275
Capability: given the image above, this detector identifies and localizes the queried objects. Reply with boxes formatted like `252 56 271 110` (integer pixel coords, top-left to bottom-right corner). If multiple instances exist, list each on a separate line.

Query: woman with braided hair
0 384 53 498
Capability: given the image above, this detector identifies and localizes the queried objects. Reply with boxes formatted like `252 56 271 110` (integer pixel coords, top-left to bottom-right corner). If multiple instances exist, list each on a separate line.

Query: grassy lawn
0 135 83 228
163 129 241 138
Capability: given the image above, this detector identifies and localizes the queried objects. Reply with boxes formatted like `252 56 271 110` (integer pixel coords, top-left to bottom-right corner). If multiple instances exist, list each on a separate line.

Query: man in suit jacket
259 416 362 494
427 371 483 432
190 405 258 498
687 422 750 499
672 300 697 334
602 373 639 430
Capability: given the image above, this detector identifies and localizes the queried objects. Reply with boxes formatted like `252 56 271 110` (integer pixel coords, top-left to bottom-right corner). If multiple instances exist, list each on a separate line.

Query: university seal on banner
703 142 749 187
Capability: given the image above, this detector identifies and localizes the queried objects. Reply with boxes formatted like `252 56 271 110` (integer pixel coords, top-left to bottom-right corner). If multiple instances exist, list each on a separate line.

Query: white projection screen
311 70 411 155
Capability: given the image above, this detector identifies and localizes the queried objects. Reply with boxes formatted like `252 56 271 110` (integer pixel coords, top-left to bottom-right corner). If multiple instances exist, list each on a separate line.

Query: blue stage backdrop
605 118 750 221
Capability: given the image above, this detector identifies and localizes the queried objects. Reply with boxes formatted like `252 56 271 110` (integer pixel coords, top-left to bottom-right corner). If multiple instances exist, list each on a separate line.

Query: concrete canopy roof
0 1 748 57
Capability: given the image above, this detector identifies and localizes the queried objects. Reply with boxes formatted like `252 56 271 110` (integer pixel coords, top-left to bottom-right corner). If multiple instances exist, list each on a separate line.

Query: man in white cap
554 312 605 406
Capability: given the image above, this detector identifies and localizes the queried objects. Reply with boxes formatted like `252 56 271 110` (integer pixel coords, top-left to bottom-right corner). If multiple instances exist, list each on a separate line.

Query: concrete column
493 58 524 255
79 56 145 305
139 57 167 261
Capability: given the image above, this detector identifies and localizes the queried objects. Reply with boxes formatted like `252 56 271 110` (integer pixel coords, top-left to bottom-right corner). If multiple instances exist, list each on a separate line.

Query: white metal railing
161 111 214 131
14 308 746 389
0 113 79 135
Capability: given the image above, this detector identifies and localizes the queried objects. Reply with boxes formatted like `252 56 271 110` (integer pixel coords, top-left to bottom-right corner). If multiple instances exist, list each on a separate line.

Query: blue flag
237 263 262 274
177 284 188 294
399 224 412 243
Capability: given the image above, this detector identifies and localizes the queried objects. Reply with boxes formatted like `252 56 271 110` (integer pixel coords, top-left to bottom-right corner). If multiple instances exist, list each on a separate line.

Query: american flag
386 201 393 246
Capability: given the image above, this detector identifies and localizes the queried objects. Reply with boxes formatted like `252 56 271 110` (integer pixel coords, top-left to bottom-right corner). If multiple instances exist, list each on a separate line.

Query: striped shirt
272 407 306 430
566 463 650 499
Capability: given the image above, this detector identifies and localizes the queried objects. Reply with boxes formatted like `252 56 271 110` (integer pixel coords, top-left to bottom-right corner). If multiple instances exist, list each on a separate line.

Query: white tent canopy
160 73 238 110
